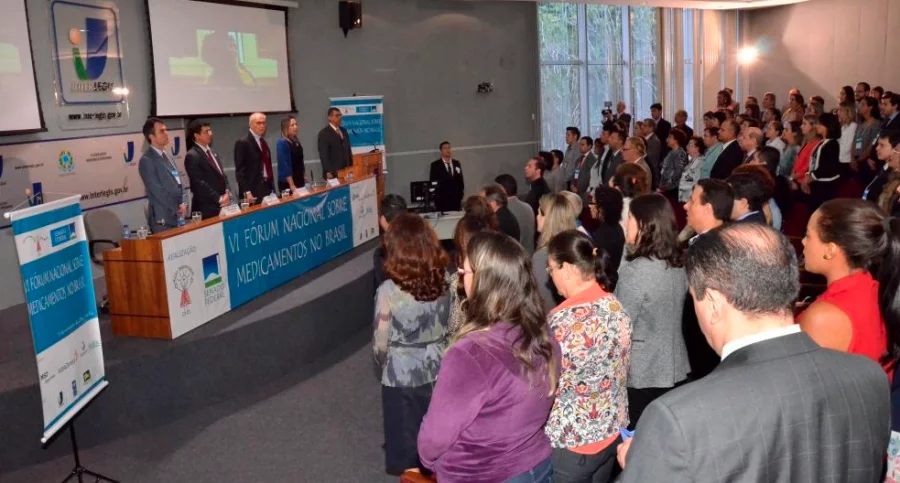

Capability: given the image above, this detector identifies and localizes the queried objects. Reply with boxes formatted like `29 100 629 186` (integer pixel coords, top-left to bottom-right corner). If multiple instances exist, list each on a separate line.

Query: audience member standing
544 230 631 483
700 127 724 179
739 127 764 163
764 120 786 155
590 186 626 276
673 110 693 139
639 120 662 189
480 183 521 242
589 126 613 194
678 136 706 206
782 92 805 124
524 156 552 214
616 194 690 428
864 132 900 205
374 194 408 289
838 103 858 175
878 147 900 217
683 179 734 245
574 136 597 198
429 142 465 211
374 213 450 475
790 114 823 190
802 112 842 215
853 96 881 175
419 232 560 483
495 174 536 255
728 172 769 224
611 163 651 233
534 194 578 312
599 128 625 187
798 199 899 374
623 136 652 178
447 215 495 336
462 195 499 230
651 104 671 154
659 129 689 196
617 223 890 482
779 121 802 177
563 127 581 189
546 150 567 194
710 120 743 179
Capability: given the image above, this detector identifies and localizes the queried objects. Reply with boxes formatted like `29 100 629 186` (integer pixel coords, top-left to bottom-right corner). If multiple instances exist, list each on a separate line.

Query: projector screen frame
0 0 47 137
144 0 297 119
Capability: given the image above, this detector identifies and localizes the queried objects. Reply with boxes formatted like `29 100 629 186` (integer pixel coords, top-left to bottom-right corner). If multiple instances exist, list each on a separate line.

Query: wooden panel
110 314 173 340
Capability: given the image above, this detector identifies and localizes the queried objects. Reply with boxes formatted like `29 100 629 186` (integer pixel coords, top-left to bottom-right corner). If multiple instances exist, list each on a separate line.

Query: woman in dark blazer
802 112 841 215
276 115 305 193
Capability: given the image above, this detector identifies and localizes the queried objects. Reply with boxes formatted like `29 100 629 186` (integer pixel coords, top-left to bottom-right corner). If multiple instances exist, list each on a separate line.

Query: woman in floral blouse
544 230 632 483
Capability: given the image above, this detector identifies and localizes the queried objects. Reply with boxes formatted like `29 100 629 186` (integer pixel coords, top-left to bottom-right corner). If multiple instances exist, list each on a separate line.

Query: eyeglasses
546 264 561 274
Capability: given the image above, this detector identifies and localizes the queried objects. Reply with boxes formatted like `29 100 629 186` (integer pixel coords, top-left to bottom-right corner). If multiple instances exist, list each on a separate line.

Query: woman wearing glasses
419 232 561 483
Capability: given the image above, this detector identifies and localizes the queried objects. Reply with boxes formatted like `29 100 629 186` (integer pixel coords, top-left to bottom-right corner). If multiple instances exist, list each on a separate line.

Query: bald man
739 127 764 164
234 112 275 202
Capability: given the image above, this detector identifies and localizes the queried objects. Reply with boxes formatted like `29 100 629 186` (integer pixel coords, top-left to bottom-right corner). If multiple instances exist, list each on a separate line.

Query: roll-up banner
8 196 108 443
329 96 386 170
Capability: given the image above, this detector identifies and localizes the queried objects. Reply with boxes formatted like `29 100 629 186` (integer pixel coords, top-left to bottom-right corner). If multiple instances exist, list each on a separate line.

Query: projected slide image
0 43 24 74
0 0 42 132
168 30 278 88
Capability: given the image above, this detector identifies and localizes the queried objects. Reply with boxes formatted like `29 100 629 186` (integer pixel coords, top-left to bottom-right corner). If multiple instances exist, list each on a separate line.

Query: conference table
103 172 381 340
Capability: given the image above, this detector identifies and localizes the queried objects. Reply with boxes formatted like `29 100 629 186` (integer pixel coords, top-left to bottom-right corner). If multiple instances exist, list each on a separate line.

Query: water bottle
122 224 131 240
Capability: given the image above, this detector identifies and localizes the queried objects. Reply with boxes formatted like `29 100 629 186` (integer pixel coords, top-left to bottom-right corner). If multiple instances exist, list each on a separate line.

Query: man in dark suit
618 223 890 482
233 112 275 203
711 119 744 179
573 136 596 199
673 109 693 139
184 120 231 219
138 117 186 233
481 183 520 242
640 119 663 189
428 141 464 211
524 156 551 214
317 107 353 179
651 103 672 157
600 128 625 186
728 172 768 224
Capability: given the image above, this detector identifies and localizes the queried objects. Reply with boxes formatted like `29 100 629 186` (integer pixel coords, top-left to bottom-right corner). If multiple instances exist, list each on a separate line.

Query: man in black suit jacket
618 223 890 483
185 120 232 219
728 172 768 224
651 103 672 157
524 156 551 214
428 141 464 211
234 112 275 202
317 107 353 179
673 110 693 139
481 183 520 242
711 119 744 179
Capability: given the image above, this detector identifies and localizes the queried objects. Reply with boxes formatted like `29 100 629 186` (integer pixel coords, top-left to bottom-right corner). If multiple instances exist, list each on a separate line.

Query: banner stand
47 388 118 483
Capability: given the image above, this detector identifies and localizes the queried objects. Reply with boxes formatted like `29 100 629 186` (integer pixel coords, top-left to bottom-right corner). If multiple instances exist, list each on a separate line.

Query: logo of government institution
170 137 182 157
203 254 222 289
68 18 109 81
173 265 195 308
124 141 135 165
58 150 75 173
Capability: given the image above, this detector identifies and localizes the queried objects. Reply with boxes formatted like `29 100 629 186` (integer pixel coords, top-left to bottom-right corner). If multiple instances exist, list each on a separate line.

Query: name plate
219 204 242 217
262 194 280 206
327 178 341 188
294 187 310 197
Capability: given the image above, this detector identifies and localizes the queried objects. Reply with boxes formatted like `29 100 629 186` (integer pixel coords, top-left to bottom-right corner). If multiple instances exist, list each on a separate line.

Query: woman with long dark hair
590 186 626 276
446 214 496 336
615 194 689 428
374 213 450 476
544 230 630 483
801 112 842 215
276 115 305 193
419 232 560 483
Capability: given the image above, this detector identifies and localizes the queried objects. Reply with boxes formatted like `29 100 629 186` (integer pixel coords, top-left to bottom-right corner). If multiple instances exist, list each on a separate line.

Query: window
539 3 661 150
682 9 695 127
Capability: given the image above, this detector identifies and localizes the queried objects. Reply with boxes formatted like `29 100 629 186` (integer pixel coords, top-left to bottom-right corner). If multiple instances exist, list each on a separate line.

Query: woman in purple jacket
418 231 562 483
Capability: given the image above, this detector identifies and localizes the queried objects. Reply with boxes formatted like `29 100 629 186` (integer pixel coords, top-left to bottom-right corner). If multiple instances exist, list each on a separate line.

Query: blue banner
329 96 385 158
10 196 108 442
223 186 354 308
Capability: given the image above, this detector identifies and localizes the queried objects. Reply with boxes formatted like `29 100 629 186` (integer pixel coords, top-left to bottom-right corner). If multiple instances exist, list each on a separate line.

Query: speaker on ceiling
339 1 362 38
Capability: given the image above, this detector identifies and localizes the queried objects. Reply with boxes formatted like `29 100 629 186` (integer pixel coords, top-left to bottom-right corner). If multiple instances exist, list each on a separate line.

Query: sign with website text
50 0 130 130
0 130 187 229
9 196 108 443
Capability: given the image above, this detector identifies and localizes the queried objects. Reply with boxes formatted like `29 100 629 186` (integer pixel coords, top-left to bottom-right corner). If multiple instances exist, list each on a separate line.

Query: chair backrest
84 209 124 247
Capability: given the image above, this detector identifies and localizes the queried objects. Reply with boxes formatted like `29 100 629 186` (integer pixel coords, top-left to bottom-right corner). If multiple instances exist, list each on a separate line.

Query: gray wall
0 0 540 308
746 0 900 106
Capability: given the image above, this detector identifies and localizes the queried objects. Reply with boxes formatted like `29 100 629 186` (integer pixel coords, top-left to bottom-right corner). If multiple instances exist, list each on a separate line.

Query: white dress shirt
250 130 267 179
839 122 858 164
721 324 801 360
766 137 786 155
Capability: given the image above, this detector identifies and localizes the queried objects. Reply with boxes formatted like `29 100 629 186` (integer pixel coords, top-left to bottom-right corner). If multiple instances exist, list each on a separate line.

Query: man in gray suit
639 118 662 190
617 223 890 483
573 136 596 199
138 117 186 233
561 126 580 189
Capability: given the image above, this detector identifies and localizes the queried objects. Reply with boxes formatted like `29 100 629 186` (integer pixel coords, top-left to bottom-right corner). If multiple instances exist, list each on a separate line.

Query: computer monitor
410 181 439 212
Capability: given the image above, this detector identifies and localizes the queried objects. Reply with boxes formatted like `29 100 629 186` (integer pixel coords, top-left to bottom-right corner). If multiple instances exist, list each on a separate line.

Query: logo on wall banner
58 150 75 174
170 137 182 158
123 141 135 165
51 0 129 130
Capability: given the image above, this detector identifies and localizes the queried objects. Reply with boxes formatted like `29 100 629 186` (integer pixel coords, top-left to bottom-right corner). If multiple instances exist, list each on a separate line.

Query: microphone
350 129 380 153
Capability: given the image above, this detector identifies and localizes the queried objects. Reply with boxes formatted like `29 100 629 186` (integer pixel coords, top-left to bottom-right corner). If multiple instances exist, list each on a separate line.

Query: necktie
260 138 273 181
205 149 223 177
336 127 343 140
445 162 451 175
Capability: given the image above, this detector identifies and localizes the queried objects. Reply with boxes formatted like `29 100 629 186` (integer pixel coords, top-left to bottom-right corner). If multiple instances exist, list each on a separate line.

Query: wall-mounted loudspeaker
339 1 362 37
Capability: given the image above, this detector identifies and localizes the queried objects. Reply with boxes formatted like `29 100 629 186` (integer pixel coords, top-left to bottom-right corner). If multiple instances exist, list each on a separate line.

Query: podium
340 151 385 210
